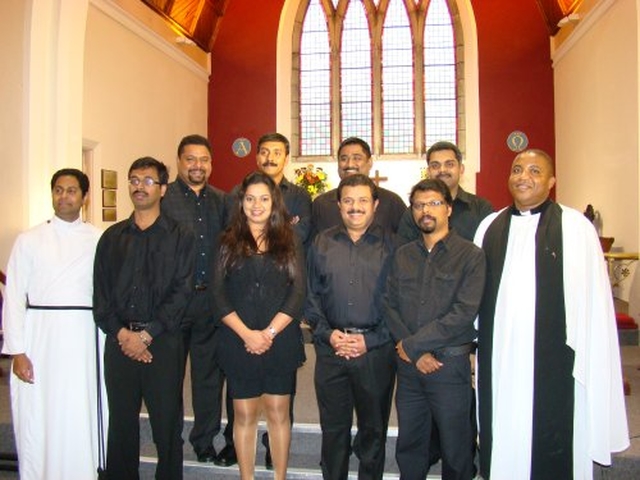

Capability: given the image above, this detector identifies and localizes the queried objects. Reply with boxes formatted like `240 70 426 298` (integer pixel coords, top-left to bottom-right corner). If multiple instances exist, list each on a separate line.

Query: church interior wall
83 0 209 231
0 0 209 272
207 0 556 210
553 0 639 300
2 0 639 299
0 0 28 271
208 0 284 192
472 0 557 209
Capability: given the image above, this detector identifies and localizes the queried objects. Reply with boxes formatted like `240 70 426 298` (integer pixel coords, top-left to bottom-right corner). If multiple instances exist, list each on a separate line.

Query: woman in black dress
213 171 305 480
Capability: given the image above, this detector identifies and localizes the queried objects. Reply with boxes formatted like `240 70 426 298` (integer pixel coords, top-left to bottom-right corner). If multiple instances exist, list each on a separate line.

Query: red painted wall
208 0 285 191
472 0 556 208
208 1 556 207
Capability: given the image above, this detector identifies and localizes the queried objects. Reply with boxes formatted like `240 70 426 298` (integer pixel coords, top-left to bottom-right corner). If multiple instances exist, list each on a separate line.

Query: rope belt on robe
26 298 92 311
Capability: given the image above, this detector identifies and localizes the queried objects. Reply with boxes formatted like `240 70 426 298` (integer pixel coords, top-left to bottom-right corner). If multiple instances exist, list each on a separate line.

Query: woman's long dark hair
219 171 297 280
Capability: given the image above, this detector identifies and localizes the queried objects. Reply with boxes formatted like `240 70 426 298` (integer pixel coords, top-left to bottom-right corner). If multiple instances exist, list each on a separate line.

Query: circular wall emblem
232 138 251 158
506 131 529 152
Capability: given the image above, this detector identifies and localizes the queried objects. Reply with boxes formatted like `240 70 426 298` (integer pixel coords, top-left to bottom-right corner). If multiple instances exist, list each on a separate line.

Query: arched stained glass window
382 0 414 153
424 0 457 146
299 0 332 156
294 0 460 159
341 1 373 146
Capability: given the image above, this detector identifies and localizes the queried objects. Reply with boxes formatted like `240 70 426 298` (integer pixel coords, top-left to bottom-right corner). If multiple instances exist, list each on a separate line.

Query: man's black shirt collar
332 222 385 244
125 212 171 233
175 176 207 198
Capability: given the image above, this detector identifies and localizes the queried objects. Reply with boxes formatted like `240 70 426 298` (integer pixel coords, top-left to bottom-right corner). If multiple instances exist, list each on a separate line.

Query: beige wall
0 0 209 272
83 0 209 229
0 1 29 271
554 0 639 299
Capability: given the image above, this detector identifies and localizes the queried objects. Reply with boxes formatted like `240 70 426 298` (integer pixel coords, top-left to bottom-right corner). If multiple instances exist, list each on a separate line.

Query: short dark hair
257 133 290 155
337 173 378 202
128 157 169 185
51 168 90 197
177 134 212 157
515 148 555 175
409 178 453 207
338 137 372 159
426 141 462 164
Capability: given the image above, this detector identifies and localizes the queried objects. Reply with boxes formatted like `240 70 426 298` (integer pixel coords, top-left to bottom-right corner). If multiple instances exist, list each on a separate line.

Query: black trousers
314 342 396 480
104 331 184 480
181 292 228 453
395 355 474 480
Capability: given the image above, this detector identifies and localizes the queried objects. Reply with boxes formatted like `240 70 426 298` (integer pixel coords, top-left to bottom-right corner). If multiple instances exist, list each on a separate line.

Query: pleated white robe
2 216 105 480
474 205 629 480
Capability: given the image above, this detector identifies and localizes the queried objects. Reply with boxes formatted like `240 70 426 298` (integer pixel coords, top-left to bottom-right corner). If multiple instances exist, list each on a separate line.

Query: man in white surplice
2 169 104 480
474 150 629 480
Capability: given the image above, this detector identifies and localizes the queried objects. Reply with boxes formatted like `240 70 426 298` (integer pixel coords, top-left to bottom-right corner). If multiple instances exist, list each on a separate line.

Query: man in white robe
2 169 104 480
473 150 629 480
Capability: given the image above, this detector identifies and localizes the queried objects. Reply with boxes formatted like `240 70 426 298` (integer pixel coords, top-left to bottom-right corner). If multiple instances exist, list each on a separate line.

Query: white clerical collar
51 215 83 228
511 199 552 217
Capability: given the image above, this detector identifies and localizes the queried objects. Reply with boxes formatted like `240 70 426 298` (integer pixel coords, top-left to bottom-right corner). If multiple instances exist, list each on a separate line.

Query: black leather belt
343 327 372 334
127 322 150 332
432 342 476 360
194 283 208 291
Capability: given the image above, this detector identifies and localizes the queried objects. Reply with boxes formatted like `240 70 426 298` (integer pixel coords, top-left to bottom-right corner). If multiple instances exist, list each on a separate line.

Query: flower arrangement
294 164 329 199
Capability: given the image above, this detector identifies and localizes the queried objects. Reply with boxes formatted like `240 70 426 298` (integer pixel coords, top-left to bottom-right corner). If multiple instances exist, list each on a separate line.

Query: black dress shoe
265 446 273 470
214 444 238 467
195 446 217 463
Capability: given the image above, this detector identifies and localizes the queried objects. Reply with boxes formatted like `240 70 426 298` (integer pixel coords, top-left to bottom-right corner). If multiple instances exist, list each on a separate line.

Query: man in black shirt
94 157 195 480
306 174 397 480
397 141 492 243
395 141 490 473
161 134 228 464
382 178 485 480
255 132 312 246
311 137 406 236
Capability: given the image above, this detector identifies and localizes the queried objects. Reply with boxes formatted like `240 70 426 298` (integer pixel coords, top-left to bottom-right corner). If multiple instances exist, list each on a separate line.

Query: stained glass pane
382 0 414 154
340 0 372 146
424 0 457 147
300 0 331 155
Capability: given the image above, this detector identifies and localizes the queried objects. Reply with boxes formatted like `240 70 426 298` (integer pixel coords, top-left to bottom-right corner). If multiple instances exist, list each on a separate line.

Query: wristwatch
267 325 277 339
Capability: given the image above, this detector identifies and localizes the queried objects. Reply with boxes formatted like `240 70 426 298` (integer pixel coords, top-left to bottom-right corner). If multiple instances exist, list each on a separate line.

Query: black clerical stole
478 200 575 480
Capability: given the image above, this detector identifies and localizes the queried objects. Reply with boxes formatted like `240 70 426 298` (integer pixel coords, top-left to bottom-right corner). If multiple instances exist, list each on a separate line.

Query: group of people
1 133 630 480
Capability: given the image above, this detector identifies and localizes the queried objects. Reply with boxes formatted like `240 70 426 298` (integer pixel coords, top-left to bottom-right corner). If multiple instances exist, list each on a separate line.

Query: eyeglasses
411 200 446 211
128 177 162 187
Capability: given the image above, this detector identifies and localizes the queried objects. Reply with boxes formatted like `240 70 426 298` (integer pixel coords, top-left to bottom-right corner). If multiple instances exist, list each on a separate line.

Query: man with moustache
94 157 194 479
311 137 406 236
161 134 229 464
306 174 397 480
473 149 628 480
2 169 103 480
383 178 485 480
397 141 492 243
225 133 312 245
255 132 312 246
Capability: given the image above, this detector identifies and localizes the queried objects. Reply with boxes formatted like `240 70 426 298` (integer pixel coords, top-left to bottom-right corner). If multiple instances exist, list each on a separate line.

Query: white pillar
25 0 89 226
